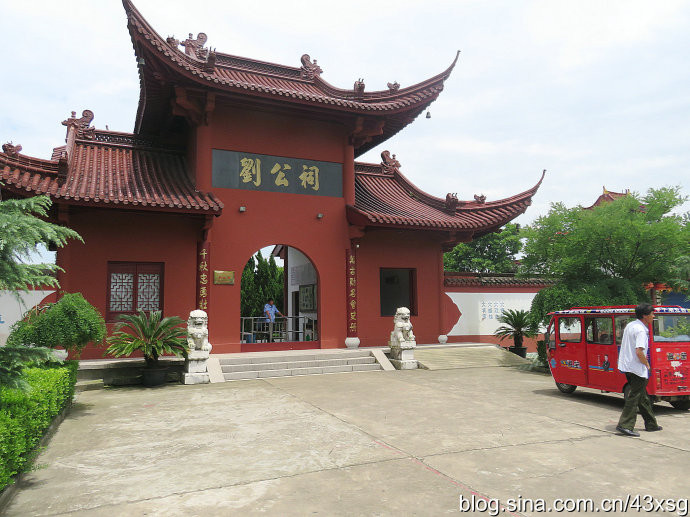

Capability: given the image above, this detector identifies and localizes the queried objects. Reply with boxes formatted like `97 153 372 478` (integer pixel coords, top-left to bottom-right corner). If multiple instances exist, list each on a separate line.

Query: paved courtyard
4 364 689 516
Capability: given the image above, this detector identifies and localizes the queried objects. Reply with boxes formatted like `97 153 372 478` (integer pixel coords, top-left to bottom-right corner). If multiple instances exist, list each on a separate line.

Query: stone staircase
220 349 383 381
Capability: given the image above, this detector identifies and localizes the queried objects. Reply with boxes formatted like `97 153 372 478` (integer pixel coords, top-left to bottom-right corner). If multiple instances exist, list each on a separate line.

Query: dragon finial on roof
300 54 323 80
62 110 95 140
2 142 22 157
445 193 459 211
387 81 400 92
381 150 401 174
180 32 209 60
354 78 365 97
473 194 486 204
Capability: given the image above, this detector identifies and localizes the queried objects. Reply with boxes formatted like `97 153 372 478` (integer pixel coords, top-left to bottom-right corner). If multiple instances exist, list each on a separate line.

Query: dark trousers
618 372 659 430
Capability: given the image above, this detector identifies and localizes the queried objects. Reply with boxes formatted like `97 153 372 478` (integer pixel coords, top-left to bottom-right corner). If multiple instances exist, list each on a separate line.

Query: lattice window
107 262 164 322
137 273 160 311
109 273 134 312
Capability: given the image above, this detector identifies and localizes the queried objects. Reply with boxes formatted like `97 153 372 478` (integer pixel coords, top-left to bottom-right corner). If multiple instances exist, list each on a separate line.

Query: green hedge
0 361 78 491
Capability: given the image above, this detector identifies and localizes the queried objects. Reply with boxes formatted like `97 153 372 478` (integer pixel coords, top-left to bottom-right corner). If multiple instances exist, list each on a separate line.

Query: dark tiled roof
1 131 223 215
348 161 544 236
123 0 457 154
444 273 554 288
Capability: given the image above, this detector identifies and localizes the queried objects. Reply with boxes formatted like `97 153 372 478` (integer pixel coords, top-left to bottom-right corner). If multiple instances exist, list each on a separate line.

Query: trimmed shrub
0 361 78 490
7 293 105 353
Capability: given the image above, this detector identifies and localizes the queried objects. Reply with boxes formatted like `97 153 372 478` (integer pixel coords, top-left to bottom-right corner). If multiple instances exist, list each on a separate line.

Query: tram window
558 317 582 342
585 317 614 344
615 315 636 345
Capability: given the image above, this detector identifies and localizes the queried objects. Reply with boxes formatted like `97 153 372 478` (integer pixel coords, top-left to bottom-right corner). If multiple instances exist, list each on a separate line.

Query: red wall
356 230 444 346
197 105 353 352
58 207 200 359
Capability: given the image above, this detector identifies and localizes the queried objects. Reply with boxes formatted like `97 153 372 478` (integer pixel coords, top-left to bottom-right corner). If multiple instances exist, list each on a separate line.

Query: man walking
616 303 662 437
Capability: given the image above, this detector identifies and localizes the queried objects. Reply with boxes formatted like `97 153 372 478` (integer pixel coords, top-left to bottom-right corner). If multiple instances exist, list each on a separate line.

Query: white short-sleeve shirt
617 319 650 378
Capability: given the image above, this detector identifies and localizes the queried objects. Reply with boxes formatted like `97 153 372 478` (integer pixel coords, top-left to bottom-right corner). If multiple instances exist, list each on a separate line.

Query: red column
196 241 210 311
345 246 359 344
343 143 355 206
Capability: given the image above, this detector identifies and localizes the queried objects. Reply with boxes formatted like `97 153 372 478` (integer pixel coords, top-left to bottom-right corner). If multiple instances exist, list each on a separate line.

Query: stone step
218 349 371 366
75 379 104 392
223 361 382 381
221 356 375 373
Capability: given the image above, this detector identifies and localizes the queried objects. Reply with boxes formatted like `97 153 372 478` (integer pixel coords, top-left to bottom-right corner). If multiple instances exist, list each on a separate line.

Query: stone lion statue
390 307 415 347
187 309 212 352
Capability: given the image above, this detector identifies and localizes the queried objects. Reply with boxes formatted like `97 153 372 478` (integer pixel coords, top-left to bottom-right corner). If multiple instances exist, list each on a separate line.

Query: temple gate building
0 0 543 358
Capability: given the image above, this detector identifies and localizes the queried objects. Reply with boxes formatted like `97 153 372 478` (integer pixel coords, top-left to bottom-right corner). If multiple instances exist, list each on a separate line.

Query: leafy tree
240 250 284 317
444 223 521 273
522 187 688 323
0 192 81 291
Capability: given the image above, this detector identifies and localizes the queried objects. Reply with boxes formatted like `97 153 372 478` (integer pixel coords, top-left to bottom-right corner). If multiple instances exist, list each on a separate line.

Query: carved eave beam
349 116 385 148
171 88 216 126
441 231 473 252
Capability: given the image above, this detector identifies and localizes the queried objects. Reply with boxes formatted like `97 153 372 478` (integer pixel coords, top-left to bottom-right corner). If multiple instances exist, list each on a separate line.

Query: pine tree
0 189 81 388
0 192 82 290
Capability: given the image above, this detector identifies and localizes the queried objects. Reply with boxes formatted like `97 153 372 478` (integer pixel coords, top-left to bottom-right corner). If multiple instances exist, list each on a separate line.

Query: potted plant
105 310 188 387
494 309 538 358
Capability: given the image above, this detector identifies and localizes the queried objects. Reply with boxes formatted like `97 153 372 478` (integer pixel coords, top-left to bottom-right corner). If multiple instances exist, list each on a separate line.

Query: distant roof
0 115 222 215
123 0 458 155
444 272 553 288
583 186 629 210
348 153 544 242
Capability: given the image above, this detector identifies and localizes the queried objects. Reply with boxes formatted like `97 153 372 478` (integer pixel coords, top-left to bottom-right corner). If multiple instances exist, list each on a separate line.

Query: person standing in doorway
615 303 662 436
264 298 284 342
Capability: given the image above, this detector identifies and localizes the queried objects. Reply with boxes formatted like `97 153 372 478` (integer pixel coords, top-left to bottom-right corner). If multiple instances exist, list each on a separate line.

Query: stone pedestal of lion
388 307 418 370
182 309 212 384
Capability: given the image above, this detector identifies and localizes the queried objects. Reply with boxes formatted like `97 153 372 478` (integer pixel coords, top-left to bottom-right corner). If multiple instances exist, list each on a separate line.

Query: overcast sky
2 0 689 231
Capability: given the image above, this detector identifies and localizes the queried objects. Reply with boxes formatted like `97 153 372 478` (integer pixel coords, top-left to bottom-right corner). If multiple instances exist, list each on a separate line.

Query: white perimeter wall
445 291 538 336
0 290 55 345
287 247 317 336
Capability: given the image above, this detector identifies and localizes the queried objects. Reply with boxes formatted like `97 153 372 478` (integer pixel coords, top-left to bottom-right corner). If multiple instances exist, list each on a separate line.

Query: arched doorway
240 245 319 351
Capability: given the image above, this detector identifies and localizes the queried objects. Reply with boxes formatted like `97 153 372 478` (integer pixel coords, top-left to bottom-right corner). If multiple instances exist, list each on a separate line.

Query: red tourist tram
546 306 690 410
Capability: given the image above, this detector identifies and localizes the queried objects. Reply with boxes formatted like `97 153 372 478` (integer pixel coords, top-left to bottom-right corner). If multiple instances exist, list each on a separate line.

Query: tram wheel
555 382 577 394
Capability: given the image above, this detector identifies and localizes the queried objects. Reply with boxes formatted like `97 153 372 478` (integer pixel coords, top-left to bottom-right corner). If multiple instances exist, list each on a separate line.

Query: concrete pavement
3 365 689 516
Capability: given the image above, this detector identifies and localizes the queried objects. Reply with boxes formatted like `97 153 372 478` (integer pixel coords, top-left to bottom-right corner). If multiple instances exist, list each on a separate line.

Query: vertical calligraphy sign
197 242 210 311
346 248 358 337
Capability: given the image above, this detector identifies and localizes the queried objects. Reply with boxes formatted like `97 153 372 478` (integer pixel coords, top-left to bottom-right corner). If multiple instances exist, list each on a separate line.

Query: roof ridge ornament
387 81 400 92
380 150 401 175
167 32 212 62
300 54 323 80
473 194 487 204
354 78 365 98
62 110 95 140
2 142 22 157
445 193 459 211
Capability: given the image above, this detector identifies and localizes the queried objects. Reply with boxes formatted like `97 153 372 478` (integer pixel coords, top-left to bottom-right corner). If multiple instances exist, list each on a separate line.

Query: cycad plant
105 310 188 368
494 309 538 349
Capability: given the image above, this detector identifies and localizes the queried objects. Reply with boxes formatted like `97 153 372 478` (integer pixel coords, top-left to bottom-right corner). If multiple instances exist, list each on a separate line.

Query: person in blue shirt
263 298 284 342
